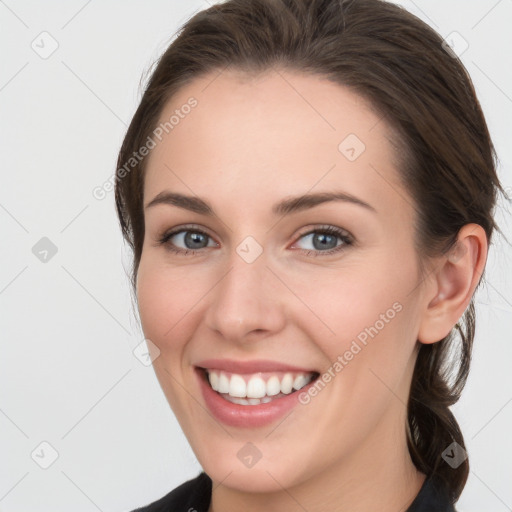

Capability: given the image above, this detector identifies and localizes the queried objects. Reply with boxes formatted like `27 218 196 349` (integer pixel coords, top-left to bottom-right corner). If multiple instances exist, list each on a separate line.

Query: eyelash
156 224 354 257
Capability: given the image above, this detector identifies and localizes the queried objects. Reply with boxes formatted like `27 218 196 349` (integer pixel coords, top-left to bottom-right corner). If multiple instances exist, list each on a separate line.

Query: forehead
143 68 409 218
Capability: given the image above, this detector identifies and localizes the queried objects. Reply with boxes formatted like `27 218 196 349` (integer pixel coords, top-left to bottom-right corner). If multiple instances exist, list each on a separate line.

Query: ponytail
407 301 475 501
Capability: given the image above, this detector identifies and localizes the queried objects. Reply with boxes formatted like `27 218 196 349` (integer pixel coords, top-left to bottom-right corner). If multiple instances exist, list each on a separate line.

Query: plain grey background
1 1 511 511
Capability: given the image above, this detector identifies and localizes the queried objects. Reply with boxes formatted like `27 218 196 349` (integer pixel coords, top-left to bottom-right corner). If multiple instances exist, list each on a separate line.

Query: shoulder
407 475 457 512
130 472 212 512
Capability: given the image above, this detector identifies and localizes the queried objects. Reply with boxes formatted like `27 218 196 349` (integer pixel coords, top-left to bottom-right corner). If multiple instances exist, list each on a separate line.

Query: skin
136 68 488 512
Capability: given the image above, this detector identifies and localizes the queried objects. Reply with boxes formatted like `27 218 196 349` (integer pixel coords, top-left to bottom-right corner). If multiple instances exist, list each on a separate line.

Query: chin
204 459 305 493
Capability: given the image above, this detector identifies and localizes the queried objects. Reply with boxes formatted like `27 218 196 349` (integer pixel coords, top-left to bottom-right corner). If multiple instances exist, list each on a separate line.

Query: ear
417 223 488 344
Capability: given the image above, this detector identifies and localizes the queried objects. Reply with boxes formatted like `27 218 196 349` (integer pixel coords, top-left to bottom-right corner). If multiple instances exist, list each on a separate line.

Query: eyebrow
144 190 376 216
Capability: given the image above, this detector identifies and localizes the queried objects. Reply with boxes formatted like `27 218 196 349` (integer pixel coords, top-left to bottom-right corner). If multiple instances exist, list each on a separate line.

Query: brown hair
115 0 507 502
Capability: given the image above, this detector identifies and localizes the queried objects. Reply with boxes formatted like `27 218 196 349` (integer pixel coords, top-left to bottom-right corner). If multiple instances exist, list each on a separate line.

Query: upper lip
195 358 318 374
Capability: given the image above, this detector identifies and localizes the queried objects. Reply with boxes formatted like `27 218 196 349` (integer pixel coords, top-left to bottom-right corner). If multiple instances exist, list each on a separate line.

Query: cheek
290 266 405 340
136 260 203 352
287 254 419 379
135 260 204 419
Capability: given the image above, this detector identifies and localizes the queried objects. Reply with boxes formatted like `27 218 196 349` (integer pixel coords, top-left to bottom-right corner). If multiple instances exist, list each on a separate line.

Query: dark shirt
131 472 456 511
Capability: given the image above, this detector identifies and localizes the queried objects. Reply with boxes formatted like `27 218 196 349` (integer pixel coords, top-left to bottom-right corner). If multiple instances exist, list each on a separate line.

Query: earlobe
417 223 488 345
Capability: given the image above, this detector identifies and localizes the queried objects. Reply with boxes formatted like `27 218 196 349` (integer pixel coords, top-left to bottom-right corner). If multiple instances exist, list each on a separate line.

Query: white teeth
266 376 281 396
246 376 267 398
229 374 247 397
280 373 294 394
223 395 282 406
206 369 316 401
218 372 230 393
209 370 219 391
293 374 309 391
226 396 249 405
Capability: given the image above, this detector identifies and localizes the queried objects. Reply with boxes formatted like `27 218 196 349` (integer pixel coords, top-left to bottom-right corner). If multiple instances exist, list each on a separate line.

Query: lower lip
195 368 318 428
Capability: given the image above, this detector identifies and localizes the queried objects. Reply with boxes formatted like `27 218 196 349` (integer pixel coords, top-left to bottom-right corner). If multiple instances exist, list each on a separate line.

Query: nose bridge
204 242 284 341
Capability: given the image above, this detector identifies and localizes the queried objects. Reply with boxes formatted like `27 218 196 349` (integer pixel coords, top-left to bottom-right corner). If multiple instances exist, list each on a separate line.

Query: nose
203 249 286 343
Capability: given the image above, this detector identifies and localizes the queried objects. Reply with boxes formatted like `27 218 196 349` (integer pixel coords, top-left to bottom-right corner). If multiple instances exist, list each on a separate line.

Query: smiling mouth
198 367 320 406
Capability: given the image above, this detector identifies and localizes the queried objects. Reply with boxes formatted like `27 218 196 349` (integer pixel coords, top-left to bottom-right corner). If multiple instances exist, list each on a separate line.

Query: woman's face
137 69 431 491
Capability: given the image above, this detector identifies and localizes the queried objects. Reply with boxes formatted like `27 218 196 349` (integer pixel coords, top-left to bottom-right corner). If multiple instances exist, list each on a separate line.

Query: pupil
186 232 207 249
313 233 336 250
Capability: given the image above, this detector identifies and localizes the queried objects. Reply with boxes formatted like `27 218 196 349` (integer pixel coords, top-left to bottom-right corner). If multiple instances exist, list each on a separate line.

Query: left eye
291 226 353 255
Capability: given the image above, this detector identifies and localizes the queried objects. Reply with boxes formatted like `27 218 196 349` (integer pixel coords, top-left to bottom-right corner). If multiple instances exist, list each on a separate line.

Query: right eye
157 225 218 255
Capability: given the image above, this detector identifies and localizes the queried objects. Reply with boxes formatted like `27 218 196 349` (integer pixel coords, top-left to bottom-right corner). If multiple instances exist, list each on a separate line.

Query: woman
115 0 506 510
